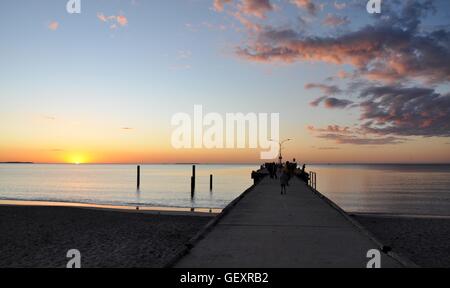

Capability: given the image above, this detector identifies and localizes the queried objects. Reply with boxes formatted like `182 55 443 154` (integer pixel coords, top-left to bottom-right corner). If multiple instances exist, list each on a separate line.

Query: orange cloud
213 0 273 19
97 13 128 29
116 15 128 26
48 21 59 31
213 0 232 12
291 0 319 16
238 0 273 18
322 14 350 26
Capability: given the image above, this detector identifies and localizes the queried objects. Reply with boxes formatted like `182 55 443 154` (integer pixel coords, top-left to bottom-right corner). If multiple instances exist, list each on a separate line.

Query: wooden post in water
137 165 140 189
191 176 195 198
210 174 213 191
192 165 196 189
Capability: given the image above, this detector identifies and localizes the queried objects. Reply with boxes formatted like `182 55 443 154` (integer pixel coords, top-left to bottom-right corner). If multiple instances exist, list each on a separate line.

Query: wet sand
353 214 450 268
0 205 213 268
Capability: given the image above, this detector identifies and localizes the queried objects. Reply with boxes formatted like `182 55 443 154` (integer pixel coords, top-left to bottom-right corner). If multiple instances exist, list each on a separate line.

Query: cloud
220 0 450 145
213 0 233 12
97 13 108 22
358 85 450 137
309 96 326 107
239 0 273 18
334 1 346 10
309 96 353 109
323 97 353 109
50 149 64 152
308 125 351 134
97 13 128 29
116 15 128 26
322 14 350 27
213 0 273 18
48 21 59 31
291 0 319 16
236 1 450 85
232 11 262 31
306 82 353 109
317 133 404 145
307 125 405 145
337 70 350 79
305 83 342 95
307 81 450 138
317 146 340 150
238 24 450 84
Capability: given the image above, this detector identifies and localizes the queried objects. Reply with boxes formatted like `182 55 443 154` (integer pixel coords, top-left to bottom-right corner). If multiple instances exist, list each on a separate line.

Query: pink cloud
322 14 350 26
48 21 59 31
213 0 233 12
238 0 274 18
232 11 262 32
291 0 319 16
236 1 450 85
237 24 450 84
97 13 128 29
213 0 274 18
116 15 128 26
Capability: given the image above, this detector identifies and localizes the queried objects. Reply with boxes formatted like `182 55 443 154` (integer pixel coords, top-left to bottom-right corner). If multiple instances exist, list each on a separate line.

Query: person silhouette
280 169 289 195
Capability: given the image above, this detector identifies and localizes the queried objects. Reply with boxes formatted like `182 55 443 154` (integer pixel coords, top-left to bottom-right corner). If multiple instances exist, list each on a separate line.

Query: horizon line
2 162 450 165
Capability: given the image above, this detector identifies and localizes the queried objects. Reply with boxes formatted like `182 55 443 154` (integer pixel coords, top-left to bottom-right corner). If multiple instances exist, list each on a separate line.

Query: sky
1 0 450 164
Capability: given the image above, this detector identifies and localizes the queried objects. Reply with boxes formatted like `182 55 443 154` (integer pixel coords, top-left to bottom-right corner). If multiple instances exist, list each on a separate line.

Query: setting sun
66 154 89 165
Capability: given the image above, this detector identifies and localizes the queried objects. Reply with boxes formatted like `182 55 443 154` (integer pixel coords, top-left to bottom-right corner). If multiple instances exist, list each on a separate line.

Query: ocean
1 163 450 216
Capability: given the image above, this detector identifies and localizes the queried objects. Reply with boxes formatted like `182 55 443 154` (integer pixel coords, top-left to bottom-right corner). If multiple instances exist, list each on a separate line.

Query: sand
0 206 213 268
353 214 450 268
2 205 449 268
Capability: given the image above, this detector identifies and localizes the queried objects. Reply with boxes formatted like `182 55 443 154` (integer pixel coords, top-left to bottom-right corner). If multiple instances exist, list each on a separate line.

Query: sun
66 154 89 165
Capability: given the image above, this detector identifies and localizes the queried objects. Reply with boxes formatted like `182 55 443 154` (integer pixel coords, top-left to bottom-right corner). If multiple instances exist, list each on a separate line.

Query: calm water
1 164 450 216
309 164 450 216
0 164 255 209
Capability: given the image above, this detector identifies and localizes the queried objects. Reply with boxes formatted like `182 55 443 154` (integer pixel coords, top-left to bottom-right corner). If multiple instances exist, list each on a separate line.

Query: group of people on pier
262 160 307 195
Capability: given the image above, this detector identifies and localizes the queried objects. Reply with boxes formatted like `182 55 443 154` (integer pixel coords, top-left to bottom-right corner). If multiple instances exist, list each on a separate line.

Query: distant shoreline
0 162 34 164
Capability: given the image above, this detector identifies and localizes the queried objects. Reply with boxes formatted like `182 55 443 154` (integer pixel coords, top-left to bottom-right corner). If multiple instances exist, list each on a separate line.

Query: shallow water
0 164 255 209
1 163 450 216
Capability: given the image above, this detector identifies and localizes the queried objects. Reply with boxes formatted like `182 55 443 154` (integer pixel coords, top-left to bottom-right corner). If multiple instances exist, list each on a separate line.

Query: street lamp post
270 138 292 166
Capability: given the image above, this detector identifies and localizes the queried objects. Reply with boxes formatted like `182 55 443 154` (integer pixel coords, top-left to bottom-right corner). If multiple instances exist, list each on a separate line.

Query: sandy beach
0 205 213 268
2 204 450 268
353 214 450 268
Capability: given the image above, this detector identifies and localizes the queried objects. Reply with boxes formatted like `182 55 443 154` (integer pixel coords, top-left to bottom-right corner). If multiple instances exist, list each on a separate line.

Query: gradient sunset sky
1 0 450 164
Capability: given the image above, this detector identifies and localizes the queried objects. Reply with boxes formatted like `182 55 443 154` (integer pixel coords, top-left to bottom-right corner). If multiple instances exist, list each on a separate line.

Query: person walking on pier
280 170 289 195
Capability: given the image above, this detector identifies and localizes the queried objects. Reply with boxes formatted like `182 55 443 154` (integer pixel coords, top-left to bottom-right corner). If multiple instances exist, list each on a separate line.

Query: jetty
174 172 407 268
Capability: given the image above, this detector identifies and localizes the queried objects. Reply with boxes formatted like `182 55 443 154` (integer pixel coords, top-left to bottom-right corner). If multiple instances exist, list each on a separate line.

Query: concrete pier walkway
175 176 404 268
